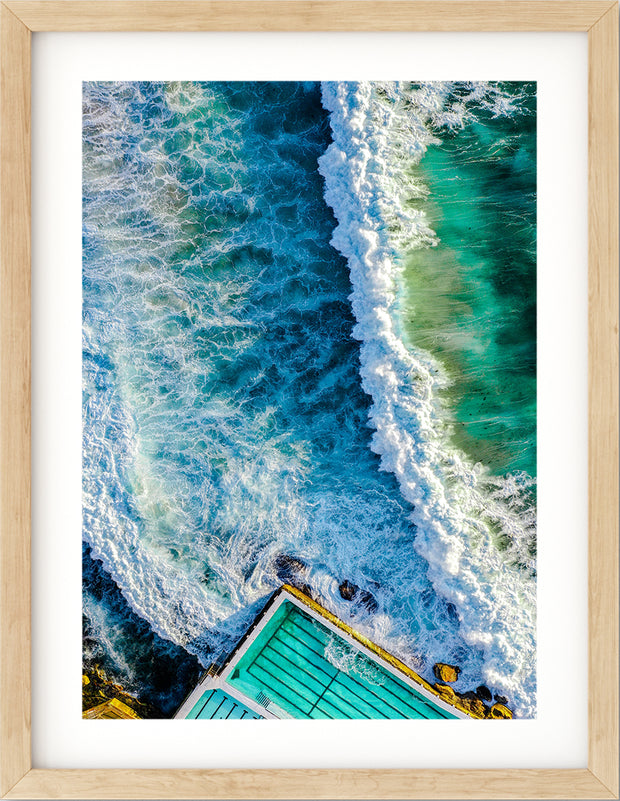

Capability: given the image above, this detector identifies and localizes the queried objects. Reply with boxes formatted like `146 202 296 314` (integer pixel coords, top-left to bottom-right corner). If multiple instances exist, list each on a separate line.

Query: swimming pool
226 600 457 720
186 688 262 720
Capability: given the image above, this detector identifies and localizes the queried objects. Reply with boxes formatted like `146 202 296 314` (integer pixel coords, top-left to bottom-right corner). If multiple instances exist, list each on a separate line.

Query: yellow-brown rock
489 703 513 719
434 683 457 701
83 698 141 720
432 662 461 683
82 664 161 718
458 696 487 718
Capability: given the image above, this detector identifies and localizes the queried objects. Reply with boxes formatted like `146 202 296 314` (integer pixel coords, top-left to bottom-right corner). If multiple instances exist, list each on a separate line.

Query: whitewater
318 81 536 715
82 81 536 718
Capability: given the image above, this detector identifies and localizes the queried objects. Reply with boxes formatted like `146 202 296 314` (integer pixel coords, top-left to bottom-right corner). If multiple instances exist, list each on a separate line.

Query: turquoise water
227 601 456 719
82 81 536 717
401 83 536 479
187 689 261 720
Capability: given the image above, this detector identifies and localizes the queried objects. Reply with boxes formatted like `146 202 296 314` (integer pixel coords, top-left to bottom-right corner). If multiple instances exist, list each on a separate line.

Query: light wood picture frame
1 2 618 798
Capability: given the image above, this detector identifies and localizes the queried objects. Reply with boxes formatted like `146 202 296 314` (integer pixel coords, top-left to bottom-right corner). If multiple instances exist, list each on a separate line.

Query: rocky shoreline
82 563 515 721
82 664 163 719
431 662 513 719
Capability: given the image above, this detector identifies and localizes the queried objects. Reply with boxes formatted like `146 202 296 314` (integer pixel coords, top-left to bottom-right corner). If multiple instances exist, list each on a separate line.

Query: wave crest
319 80 536 717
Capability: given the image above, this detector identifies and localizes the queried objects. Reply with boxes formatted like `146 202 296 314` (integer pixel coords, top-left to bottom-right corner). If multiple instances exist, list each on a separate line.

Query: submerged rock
338 580 377 612
274 554 307 583
339 580 358 601
433 662 461 683
298 583 316 600
359 589 378 613
494 693 508 705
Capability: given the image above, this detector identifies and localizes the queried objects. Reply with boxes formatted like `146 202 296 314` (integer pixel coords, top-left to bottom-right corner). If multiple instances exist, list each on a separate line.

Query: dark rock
274 554 307 582
494 694 508 705
339 580 359 601
338 580 377 612
433 663 461 683
359 590 378 613
445 602 459 624
476 685 492 703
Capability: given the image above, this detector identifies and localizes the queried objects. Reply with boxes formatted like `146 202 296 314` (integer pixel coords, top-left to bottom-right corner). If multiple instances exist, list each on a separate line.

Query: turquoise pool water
227 601 456 719
187 688 262 720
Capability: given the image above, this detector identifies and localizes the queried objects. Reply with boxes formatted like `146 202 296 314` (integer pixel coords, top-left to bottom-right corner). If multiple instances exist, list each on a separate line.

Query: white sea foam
319 81 536 717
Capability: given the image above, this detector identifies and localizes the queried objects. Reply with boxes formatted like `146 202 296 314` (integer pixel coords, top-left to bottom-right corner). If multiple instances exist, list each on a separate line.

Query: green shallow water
400 84 537 479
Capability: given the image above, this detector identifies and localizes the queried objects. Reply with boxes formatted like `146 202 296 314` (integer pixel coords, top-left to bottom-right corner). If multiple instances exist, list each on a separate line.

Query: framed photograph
1 2 617 799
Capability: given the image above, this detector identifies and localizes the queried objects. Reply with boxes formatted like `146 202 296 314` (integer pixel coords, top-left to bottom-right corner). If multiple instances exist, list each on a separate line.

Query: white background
32 30 588 769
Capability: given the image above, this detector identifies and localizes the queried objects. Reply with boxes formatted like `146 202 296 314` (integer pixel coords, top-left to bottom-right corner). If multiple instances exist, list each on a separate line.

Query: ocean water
82 80 536 717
